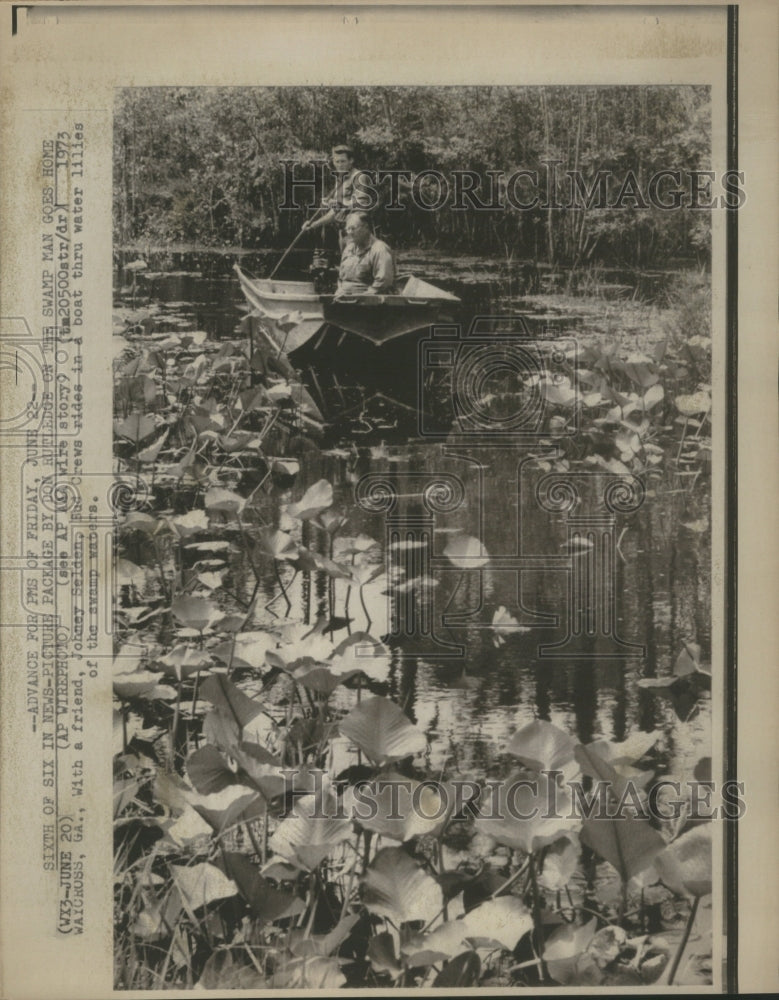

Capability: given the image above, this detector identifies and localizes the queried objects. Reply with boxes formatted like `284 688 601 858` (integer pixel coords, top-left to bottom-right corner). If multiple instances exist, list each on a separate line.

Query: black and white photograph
1 4 777 998
111 83 722 990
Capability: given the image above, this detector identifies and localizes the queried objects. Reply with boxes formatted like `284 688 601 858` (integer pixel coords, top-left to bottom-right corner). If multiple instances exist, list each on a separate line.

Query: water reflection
122 257 711 787
230 440 710 785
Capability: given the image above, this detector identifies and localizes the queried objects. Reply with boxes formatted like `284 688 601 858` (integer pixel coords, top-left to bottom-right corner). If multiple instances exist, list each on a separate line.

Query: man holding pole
302 145 372 249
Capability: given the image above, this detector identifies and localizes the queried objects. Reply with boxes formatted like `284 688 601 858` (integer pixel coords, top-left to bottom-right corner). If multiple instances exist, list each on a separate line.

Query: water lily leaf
289 662 360 695
120 511 161 534
200 674 264 731
287 479 333 520
197 570 226 590
271 457 300 479
655 824 712 898
642 383 665 410
339 696 427 766
312 509 348 534
580 806 665 884
188 784 265 833
185 539 232 553
403 919 469 965
116 558 145 587
261 860 300 882
538 833 581 890
158 644 211 680
230 742 286 801
268 793 352 870
334 534 379 557
151 683 177 701
433 951 482 987
119 604 160 627
675 391 710 417
346 561 385 587
367 931 402 977
508 719 577 773
290 545 352 579
218 430 261 453
266 627 334 668
329 632 391 682
203 707 242 751
170 862 237 911
112 644 146 673
267 381 293 401
586 729 661 770
113 670 164 701
165 806 214 847
187 745 239 795
222 852 304 923
575 744 664 880
674 642 701 677
361 846 443 926
171 595 221 632
114 412 158 443
136 428 169 463
211 631 276 671
541 377 578 407
490 606 530 646
443 533 489 568
205 486 246 515
461 895 533 950
170 509 209 536
291 914 360 958
476 771 581 853
543 917 599 984
347 773 452 842
256 527 298 561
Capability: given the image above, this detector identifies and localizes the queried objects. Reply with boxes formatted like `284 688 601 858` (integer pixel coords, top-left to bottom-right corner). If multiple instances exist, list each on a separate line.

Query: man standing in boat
335 211 395 296
301 144 372 249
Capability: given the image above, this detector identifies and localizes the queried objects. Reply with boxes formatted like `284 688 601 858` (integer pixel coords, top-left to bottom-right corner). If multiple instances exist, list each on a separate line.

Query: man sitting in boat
301 145 371 250
335 211 395 297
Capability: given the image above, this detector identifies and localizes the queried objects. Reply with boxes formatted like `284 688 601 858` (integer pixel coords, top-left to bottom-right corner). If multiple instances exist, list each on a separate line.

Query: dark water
116 255 711 785
236 443 711 784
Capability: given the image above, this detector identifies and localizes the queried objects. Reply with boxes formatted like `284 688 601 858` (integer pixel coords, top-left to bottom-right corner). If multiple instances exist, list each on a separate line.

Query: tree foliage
114 85 711 266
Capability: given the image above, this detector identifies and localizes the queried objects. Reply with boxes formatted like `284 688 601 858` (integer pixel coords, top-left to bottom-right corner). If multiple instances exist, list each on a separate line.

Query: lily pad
361 846 443 926
443 533 489 568
507 719 577 774
268 793 352 870
170 862 237 912
338 696 427 766
287 479 333 520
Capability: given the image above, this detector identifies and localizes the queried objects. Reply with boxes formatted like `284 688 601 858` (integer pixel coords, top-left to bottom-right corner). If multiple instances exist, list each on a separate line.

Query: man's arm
302 208 336 232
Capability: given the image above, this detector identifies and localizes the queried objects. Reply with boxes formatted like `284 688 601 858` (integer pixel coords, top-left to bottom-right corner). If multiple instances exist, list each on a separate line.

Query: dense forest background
114 85 711 269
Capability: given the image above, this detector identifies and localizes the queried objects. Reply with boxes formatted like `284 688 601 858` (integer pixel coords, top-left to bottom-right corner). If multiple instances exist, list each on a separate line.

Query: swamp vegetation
113 261 714 990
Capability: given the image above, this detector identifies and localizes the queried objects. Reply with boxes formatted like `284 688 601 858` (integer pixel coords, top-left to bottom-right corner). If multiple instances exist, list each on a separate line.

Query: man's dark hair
332 144 354 158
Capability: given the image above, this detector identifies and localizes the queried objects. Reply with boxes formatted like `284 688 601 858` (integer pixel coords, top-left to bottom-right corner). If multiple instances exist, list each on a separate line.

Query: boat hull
234 266 460 349
235 264 461 427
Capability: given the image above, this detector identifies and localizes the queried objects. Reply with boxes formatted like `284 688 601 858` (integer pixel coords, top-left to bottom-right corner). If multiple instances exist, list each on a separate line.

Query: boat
234 265 460 350
234 263 461 424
